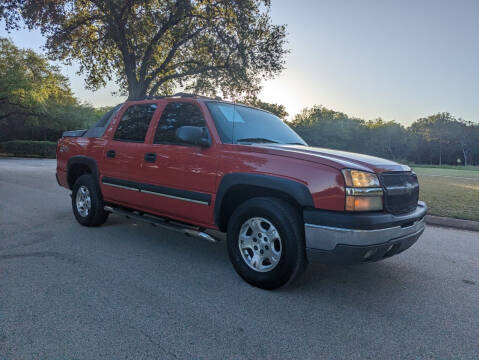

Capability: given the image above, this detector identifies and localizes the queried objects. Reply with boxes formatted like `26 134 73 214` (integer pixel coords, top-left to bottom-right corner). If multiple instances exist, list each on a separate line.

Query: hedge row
0 140 57 158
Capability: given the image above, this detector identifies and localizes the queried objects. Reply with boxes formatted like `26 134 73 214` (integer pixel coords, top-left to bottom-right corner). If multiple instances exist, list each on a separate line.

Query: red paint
56 98 410 230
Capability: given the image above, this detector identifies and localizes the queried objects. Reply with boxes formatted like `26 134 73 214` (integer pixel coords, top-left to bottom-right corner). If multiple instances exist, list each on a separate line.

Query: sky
1 0 478 125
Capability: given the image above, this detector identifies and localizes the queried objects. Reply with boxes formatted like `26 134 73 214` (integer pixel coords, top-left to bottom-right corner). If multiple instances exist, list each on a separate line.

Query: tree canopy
1 0 287 100
410 113 478 166
241 95 288 119
0 38 104 141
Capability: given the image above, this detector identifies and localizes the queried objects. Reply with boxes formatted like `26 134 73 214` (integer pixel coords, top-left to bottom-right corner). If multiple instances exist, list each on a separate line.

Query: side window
154 102 206 144
84 104 122 138
113 104 157 142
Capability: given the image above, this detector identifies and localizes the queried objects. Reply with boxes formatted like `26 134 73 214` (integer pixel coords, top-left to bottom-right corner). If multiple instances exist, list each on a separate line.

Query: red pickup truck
56 93 427 289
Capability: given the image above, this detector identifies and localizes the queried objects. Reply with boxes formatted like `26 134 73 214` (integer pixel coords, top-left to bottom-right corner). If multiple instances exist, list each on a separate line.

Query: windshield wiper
287 142 306 145
236 137 279 144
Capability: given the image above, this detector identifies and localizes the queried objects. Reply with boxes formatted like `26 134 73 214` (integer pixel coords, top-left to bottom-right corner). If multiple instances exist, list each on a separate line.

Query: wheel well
67 163 92 189
217 185 303 232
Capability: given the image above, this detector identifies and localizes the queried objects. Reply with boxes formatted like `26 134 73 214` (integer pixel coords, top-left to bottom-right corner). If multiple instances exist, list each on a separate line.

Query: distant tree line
1 38 478 165
0 38 106 142
289 106 479 166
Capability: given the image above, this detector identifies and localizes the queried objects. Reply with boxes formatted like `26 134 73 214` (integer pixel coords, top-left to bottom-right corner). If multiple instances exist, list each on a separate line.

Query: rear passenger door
137 101 217 226
100 102 158 208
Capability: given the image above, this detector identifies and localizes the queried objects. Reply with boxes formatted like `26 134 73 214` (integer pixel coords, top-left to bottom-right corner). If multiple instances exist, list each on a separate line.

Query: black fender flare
66 156 100 188
214 173 314 228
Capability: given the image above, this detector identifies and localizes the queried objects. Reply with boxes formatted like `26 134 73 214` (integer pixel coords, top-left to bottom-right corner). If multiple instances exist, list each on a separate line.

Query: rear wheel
227 197 307 289
72 174 109 226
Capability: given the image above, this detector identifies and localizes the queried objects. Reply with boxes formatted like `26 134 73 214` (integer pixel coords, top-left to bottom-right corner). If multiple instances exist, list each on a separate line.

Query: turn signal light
345 195 383 211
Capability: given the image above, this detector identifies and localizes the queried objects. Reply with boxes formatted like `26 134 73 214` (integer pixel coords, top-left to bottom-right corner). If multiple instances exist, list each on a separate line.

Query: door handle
106 149 116 158
144 152 156 163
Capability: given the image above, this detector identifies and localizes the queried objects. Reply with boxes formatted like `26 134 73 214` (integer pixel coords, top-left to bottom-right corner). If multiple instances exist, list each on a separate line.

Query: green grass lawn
413 166 479 179
413 166 479 221
410 164 479 172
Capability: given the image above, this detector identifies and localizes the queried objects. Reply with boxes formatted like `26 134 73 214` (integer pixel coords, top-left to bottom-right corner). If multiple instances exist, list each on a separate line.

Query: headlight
342 169 380 187
342 169 383 211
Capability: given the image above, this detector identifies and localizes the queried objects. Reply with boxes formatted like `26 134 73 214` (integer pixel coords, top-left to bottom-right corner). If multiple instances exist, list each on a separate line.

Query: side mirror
176 126 211 147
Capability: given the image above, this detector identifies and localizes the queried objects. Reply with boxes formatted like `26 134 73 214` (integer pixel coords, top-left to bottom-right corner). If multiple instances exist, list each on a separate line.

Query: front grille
379 172 419 214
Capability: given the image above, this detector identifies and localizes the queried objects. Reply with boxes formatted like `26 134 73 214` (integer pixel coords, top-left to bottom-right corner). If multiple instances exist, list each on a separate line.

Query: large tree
1 0 287 100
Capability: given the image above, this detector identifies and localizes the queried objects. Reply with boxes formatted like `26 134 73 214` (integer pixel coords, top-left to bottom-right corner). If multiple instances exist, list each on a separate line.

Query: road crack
0 251 81 265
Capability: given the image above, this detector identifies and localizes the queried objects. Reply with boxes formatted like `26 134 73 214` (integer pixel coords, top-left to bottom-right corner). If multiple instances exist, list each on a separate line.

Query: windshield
206 102 307 145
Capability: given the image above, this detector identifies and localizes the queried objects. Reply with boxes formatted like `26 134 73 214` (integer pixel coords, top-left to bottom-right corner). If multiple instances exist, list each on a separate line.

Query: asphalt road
1 158 478 360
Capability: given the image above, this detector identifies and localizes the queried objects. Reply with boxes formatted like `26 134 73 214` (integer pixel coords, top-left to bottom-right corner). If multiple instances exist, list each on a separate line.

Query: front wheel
227 197 307 289
72 174 109 226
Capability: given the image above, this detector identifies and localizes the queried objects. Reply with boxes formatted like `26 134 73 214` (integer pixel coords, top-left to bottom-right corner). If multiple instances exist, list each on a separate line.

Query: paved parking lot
0 158 478 359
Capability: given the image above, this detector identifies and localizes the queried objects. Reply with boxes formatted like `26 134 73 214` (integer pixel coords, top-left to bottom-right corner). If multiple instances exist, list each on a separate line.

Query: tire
71 174 109 226
226 197 307 290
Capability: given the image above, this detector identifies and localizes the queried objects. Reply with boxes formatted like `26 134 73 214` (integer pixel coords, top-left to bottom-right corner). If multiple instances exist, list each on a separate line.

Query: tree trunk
438 130 442 166
127 83 143 100
439 141 442 166
462 145 468 167
127 81 148 100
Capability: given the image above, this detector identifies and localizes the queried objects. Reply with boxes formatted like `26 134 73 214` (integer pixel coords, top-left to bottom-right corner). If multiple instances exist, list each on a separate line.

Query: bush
0 140 57 158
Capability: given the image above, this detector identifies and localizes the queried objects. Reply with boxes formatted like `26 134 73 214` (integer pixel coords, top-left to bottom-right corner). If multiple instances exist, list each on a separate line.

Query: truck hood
251 144 410 173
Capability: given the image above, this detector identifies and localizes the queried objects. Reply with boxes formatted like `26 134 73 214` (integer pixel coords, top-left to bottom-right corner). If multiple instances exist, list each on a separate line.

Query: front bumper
304 202 427 264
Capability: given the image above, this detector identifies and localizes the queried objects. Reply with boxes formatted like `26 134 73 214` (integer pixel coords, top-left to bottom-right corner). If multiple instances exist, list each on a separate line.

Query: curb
0 154 54 159
425 215 479 232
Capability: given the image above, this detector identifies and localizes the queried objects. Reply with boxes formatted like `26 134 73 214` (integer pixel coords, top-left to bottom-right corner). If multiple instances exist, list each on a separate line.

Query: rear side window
113 104 157 142
154 102 206 144
84 104 122 138
96 107 117 128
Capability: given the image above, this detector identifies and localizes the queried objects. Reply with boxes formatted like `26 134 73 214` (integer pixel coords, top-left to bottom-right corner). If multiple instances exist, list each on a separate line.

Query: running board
104 206 220 243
